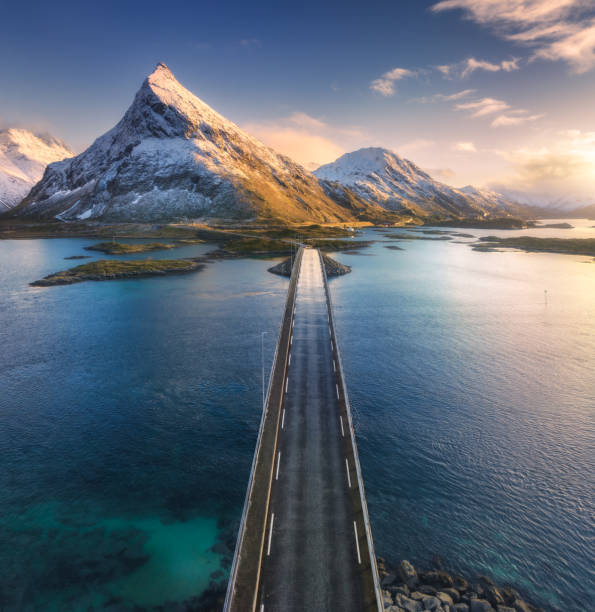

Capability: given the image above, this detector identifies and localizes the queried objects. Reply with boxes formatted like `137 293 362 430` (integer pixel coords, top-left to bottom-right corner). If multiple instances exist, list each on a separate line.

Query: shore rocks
268 253 351 278
378 559 547 612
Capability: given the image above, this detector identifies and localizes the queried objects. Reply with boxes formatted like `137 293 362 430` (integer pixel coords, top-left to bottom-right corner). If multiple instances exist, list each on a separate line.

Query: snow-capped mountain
315 147 521 218
11 63 358 223
0 129 72 211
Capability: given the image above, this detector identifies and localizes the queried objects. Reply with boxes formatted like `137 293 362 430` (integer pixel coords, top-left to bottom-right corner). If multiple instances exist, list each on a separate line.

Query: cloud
455 97 511 116
414 89 476 103
370 67 417 96
461 56 520 77
431 0 595 73
492 128 595 196
426 167 457 179
491 112 544 127
243 112 364 170
437 57 520 78
453 141 477 152
239 38 262 48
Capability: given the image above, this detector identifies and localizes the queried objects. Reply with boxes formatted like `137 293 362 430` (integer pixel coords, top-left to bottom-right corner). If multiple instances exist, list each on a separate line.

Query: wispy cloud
454 96 545 126
491 112 544 127
431 0 595 73
455 97 511 116
243 112 364 170
453 141 477 152
414 89 476 103
239 38 262 48
370 67 417 96
437 57 520 78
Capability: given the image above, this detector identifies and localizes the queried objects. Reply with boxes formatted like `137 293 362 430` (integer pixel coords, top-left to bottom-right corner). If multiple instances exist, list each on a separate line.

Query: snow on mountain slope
0 129 72 211
11 63 359 223
315 147 520 218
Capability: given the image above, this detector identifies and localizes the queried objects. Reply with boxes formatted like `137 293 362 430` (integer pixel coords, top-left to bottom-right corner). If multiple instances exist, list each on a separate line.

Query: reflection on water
0 226 594 610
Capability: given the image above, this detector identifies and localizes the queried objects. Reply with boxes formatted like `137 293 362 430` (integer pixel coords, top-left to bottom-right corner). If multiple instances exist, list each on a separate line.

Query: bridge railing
224 246 304 612
319 249 383 612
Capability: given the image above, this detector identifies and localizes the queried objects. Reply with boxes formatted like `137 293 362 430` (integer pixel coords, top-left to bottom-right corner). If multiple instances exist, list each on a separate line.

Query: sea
0 220 593 611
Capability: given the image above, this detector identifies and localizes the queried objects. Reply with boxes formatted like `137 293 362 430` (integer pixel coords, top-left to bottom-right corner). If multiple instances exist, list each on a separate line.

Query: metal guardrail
319 249 384 612
224 247 304 612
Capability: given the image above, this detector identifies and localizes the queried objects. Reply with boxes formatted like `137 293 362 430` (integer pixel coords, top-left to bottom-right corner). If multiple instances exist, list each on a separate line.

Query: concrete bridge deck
225 247 381 612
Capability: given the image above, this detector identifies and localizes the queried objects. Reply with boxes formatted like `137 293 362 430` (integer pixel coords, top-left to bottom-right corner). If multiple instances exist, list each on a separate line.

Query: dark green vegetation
31 259 204 286
474 236 595 257
536 222 573 229
428 217 530 229
85 241 175 254
385 245 404 250
64 255 91 260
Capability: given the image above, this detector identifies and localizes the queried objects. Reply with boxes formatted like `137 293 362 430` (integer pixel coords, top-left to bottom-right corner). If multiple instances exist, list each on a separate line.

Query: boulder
399 560 419 589
453 605 469 612
496 607 515 612
423 570 454 588
382 573 397 587
394 593 423 612
391 584 410 597
478 576 495 588
437 592 454 607
418 585 438 596
442 588 460 603
485 587 505 608
469 600 494 612
410 592 426 601
422 596 442 611
382 589 393 607
501 588 521 605
453 576 469 593
511 600 531 612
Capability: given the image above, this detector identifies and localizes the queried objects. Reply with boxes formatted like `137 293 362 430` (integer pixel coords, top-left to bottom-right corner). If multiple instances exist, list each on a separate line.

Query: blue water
0 228 594 610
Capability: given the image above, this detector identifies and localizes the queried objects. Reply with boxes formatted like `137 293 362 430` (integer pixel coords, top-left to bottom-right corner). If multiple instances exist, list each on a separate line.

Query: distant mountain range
0 129 72 211
4 64 578 224
314 148 531 218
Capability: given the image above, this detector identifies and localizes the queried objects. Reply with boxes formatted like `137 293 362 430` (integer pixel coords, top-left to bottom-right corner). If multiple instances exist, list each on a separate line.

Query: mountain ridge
11 64 369 223
314 147 526 218
0 128 73 211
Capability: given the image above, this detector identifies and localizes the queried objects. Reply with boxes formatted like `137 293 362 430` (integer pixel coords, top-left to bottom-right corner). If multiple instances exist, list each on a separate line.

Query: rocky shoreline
378 559 547 612
268 253 351 277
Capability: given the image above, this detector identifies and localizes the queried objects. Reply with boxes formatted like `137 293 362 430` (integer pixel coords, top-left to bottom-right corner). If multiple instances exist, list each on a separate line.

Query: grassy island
85 241 176 254
474 236 595 257
31 258 204 286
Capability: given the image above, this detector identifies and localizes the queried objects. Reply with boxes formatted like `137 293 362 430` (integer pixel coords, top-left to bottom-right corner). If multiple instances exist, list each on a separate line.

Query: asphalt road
258 248 364 612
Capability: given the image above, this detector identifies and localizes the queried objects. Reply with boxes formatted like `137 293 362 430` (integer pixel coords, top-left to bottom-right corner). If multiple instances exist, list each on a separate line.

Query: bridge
224 246 382 612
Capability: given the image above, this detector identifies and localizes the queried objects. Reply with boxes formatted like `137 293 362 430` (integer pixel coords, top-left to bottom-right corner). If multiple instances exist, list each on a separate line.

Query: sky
1 0 594 202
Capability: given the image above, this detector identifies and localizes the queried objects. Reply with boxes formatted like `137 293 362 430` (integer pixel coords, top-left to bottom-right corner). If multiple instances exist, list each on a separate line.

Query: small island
536 222 573 229
31 258 204 286
85 241 176 254
473 236 595 257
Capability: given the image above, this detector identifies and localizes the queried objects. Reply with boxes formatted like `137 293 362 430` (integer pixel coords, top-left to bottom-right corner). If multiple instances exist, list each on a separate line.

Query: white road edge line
340 415 345 437
336 384 339 399
353 521 362 564
267 513 275 556
275 452 281 480
281 409 286 430
345 458 352 488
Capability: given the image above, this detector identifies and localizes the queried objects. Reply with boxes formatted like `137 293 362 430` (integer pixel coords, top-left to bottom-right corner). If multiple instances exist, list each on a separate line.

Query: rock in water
12 63 360 224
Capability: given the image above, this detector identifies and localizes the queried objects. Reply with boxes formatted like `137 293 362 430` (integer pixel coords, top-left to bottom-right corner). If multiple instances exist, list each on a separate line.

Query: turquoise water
0 226 594 610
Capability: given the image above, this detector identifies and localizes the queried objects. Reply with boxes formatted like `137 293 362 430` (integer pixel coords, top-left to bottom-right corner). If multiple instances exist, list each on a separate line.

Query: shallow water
0 227 594 610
